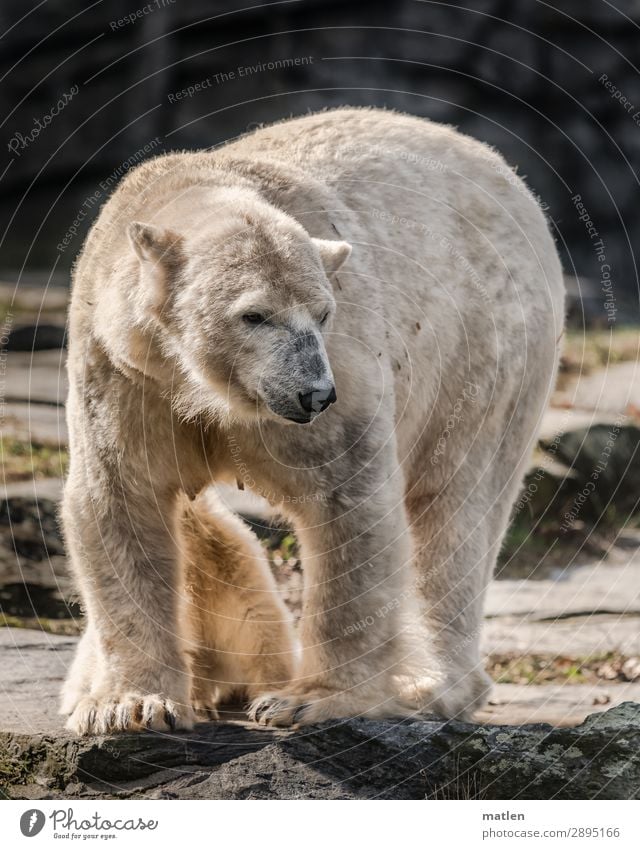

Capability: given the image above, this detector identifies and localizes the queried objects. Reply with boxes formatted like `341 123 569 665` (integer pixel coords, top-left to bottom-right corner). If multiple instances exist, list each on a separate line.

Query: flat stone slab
1 402 67 446
538 406 621 441
3 350 67 405
2 365 626 446
553 361 640 415
0 552 70 596
0 628 75 735
483 613 640 656
0 477 64 501
486 558 640 619
0 280 69 312
479 682 640 727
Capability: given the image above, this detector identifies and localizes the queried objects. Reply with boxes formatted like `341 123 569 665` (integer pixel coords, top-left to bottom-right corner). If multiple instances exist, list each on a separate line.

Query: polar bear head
126 192 351 425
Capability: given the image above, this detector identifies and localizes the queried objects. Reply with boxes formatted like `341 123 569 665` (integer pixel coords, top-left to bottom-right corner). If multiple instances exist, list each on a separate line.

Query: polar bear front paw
412 666 493 721
65 694 195 735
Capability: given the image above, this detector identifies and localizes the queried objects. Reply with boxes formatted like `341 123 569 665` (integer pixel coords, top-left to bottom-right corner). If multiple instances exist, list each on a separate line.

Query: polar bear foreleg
60 476 194 735
248 455 415 726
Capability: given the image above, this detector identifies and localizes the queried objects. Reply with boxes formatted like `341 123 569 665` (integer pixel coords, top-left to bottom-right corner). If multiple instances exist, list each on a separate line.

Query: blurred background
1 1 640 738
0 0 639 324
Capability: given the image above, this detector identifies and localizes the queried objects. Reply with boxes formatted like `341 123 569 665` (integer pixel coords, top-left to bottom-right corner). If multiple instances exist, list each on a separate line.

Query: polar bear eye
243 313 266 325
320 312 330 325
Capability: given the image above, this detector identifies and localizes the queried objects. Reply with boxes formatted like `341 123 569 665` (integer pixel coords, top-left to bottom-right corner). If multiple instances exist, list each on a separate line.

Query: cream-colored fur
181 491 295 716
60 107 564 734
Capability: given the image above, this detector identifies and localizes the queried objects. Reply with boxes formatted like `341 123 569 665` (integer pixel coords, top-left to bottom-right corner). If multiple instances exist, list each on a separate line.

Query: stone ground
1 283 640 798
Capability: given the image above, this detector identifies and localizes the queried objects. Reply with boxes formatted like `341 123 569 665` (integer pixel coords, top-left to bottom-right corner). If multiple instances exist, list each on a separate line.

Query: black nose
298 385 337 414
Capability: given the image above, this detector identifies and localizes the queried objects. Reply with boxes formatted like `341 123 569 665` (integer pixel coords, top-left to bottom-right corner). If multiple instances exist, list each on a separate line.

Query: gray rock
0 281 69 313
478 682 640 728
553 363 640 416
538 407 621 442
547 424 640 521
3 351 67 405
1 403 67 448
2 703 640 800
486 557 640 619
483 613 640 656
0 499 76 622
1 477 64 501
2 628 639 798
0 629 75 735
4 323 66 352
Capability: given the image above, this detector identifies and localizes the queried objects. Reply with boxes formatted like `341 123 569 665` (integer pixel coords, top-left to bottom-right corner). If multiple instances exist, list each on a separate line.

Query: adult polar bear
61 108 564 734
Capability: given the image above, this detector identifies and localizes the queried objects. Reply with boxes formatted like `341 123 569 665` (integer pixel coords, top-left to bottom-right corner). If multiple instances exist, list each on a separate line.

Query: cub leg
180 492 296 719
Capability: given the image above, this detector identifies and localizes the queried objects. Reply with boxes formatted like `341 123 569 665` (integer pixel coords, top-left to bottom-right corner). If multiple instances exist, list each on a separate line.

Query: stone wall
0 0 638 319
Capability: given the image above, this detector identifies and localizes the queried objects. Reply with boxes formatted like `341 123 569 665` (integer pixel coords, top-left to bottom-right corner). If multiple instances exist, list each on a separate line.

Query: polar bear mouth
283 413 315 425
260 382 336 425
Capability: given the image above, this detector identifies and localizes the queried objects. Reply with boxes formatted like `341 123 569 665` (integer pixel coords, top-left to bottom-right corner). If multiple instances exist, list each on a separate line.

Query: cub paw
65 694 195 735
192 697 221 722
248 687 390 728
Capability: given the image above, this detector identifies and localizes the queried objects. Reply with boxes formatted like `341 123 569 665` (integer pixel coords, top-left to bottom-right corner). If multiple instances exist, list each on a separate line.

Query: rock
0 629 76 735
564 276 607 329
0 498 76 622
1 403 67 447
478 682 640 727
486 557 640 619
546 424 640 521
4 323 66 352
3 625 637 736
3 351 67 405
538 407 620 442
483 613 640 656
1 703 640 799
0 478 64 501
0 497 65 565
0 281 68 313
2 629 639 798
621 657 640 682
553 363 640 415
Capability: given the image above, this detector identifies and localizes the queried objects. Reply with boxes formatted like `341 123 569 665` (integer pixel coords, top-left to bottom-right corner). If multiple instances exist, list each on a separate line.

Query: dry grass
0 613 82 635
560 327 639 377
487 651 640 685
0 436 68 483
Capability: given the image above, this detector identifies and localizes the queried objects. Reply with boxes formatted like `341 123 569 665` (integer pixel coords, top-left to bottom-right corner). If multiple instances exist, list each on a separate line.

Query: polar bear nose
298 385 337 414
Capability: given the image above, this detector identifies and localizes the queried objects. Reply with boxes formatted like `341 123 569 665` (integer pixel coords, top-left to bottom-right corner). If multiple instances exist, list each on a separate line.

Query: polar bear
60 108 564 734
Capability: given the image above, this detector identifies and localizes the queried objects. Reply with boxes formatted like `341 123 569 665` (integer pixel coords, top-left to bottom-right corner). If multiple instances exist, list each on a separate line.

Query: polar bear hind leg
401 370 557 720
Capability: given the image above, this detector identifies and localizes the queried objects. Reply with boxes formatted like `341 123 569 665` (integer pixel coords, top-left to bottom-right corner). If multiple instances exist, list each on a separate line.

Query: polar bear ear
128 221 182 264
128 221 183 320
312 238 352 276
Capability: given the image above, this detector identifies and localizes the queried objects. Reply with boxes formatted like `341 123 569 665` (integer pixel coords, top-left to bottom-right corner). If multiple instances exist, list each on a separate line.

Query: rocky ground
1 281 639 798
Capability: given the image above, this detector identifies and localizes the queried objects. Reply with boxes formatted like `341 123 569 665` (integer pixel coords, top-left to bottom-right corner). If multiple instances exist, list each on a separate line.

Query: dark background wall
1 0 639 321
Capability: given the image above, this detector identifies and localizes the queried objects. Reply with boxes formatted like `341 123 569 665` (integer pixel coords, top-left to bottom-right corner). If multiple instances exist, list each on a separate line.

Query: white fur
61 108 564 733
